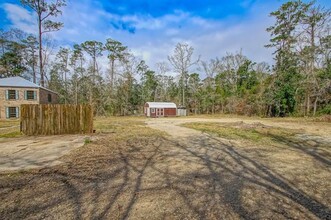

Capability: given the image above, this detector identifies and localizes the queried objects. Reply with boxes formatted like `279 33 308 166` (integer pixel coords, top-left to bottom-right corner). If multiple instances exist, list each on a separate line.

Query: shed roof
0 76 58 94
146 102 177 108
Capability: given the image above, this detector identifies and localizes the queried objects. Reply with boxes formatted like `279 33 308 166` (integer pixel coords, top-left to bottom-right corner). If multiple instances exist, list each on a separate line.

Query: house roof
0 76 58 94
146 102 177 108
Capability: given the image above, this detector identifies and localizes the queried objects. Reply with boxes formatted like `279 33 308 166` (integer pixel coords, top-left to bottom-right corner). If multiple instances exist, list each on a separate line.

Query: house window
6 107 19 118
25 90 36 100
151 108 155 113
6 90 18 100
48 94 52 102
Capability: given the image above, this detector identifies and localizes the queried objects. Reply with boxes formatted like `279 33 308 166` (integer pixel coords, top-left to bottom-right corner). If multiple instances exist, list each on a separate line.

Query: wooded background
1 0 330 117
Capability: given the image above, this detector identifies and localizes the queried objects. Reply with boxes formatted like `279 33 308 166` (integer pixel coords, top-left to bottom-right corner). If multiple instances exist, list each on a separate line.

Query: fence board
20 104 93 135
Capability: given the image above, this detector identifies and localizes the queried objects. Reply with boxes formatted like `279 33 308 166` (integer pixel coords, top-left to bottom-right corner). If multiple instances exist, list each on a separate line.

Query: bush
318 104 331 115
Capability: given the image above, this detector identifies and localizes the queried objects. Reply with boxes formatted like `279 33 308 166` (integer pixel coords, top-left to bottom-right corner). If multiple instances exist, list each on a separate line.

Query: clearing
0 116 330 219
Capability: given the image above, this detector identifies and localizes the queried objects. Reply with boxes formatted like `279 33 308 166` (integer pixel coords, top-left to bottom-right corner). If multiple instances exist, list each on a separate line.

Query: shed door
156 108 164 117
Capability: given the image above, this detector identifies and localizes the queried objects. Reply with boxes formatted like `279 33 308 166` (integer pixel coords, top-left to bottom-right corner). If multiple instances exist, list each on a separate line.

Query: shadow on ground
0 132 330 219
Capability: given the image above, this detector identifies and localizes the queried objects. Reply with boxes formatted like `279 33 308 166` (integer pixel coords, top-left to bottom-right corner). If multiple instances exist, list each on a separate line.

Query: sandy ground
0 117 330 219
0 135 90 172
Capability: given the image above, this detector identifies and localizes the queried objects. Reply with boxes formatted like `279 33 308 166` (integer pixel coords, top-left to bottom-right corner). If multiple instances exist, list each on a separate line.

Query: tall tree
70 44 85 104
55 47 70 103
168 43 199 106
81 41 103 77
81 41 103 105
22 35 38 83
266 0 310 116
104 38 127 90
20 0 66 87
300 4 331 115
0 29 27 78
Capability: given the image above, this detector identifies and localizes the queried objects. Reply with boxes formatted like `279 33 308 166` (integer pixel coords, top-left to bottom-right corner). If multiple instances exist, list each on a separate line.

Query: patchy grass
94 116 166 140
181 121 301 144
1 117 330 219
0 120 19 128
0 120 21 138
187 113 331 123
0 131 21 138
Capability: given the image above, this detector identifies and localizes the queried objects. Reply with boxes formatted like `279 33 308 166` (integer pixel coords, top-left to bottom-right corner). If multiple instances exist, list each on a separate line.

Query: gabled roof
0 76 58 94
146 102 177 108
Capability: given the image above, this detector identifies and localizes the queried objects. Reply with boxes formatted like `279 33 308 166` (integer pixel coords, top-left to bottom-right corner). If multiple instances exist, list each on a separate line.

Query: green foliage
84 137 92 144
0 33 26 78
318 104 331 115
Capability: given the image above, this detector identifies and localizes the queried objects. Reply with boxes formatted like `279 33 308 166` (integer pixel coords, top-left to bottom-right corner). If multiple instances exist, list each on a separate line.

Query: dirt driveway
145 117 331 219
0 135 89 172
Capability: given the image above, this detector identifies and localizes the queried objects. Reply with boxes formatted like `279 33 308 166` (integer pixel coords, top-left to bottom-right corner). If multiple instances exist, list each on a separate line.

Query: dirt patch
0 117 330 219
0 135 90 172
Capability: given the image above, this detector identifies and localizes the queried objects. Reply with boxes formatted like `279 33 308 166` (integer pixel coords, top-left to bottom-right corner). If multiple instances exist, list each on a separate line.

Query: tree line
0 0 330 116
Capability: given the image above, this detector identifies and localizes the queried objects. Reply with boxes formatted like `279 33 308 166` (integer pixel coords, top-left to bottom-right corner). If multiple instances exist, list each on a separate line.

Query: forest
0 0 330 117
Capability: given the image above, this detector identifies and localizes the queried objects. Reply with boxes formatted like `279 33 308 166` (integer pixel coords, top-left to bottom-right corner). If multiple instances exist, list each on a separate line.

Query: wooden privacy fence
20 104 93 135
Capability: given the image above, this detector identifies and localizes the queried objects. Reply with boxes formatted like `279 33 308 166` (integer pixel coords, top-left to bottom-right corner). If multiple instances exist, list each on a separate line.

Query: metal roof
146 102 177 108
0 76 39 88
0 76 58 94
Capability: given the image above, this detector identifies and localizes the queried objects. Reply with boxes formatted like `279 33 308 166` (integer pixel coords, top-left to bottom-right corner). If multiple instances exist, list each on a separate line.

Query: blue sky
1 0 331 70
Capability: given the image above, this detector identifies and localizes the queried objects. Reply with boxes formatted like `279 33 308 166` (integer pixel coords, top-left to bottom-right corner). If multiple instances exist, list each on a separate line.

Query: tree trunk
110 58 115 90
313 97 318 116
32 51 36 84
75 80 78 105
37 1 44 87
182 77 185 106
307 94 310 116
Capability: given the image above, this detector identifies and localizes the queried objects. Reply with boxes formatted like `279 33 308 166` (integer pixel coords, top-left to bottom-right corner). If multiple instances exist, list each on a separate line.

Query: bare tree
300 4 331 115
168 43 199 106
155 61 170 101
200 58 220 86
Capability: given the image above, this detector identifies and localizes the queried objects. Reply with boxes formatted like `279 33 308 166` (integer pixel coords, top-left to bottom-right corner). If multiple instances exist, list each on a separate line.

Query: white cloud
3 3 36 34
2 0 277 76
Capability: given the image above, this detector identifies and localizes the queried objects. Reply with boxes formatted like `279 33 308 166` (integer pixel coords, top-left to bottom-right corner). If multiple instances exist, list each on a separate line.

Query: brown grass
0 116 330 219
0 120 20 138
181 121 301 144
0 120 19 128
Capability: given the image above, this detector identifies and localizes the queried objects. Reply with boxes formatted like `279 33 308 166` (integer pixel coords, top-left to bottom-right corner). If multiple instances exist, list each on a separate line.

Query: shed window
6 90 18 100
6 107 19 118
151 108 155 113
25 90 36 100
48 94 52 102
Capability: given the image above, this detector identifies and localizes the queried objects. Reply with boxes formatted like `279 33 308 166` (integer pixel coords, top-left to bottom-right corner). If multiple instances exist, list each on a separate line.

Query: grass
0 120 21 138
94 116 166 141
187 113 331 123
0 116 163 139
1 116 330 219
0 131 21 138
0 120 20 128
181 122 300 144
84 137 92 144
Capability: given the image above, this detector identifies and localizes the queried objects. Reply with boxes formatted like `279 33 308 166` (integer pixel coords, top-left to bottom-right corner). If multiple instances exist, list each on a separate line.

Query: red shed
144 102 177 117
